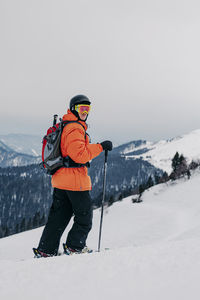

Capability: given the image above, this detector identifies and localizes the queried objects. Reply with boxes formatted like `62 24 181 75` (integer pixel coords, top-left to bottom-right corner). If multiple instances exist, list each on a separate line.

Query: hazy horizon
1 0 200 145
0 127 199 148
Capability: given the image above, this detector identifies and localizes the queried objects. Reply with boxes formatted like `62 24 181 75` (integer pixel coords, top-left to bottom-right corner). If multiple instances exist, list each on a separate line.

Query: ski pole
98 150 108 252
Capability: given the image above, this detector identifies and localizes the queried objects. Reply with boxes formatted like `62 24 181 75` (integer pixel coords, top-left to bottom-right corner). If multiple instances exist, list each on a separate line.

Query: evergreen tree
118 194 123 201
15 223 20 234
146 175 154 189
154 172 161 185
108 195 115 207
33 212 40 228
186 169 191 179
20 218 26 232
189 160 199 170
27 218 33 230
172 152 180 172
137 183 145 202
170 152 188 180
4 226 10 237
159 171 169 183
0 226 3 238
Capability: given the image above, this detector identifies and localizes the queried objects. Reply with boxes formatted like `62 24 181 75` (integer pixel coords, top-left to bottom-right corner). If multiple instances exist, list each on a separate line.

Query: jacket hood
62 109 87 130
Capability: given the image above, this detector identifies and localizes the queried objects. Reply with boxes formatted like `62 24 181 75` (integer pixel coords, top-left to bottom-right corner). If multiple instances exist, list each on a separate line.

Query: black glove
100 140 113 151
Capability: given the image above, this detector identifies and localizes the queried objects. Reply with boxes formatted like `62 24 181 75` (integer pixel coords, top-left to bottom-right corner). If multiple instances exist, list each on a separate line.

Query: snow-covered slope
1 170 200 300
123 129 200 174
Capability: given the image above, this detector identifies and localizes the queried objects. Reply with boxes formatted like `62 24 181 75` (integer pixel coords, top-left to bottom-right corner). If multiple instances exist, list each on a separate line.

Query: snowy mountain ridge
122 129 200 174
0 145 40 167
0 168 200 300
0 134 42 157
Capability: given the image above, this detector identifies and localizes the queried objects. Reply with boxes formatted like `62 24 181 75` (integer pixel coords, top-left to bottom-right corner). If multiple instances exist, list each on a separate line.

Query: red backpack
41 115 89 175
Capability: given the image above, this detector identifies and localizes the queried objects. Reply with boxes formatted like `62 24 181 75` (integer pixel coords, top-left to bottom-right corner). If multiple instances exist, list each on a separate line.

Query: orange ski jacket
51 110 103 191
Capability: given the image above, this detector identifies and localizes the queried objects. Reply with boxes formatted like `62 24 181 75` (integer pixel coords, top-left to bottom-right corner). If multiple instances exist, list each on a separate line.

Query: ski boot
63 243 93 255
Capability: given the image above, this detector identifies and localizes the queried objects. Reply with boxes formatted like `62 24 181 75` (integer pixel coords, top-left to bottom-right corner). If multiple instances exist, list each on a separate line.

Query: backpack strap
61 120 90 168
62 120 87 137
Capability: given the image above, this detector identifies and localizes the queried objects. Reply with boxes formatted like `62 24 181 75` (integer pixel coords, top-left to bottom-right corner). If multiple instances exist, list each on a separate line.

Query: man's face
78 112 88 121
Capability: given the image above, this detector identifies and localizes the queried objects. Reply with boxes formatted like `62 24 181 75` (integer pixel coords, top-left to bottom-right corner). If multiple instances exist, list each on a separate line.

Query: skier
33 95 112 257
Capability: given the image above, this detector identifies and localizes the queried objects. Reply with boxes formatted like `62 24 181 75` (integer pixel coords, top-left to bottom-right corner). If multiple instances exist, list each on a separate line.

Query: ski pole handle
53 114 58 126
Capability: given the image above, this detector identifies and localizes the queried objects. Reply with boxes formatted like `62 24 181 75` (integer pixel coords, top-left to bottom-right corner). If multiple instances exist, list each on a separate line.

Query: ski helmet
69 95 91 111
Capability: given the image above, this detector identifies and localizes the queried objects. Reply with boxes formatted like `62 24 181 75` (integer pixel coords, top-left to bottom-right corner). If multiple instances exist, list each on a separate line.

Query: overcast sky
1 0 200 145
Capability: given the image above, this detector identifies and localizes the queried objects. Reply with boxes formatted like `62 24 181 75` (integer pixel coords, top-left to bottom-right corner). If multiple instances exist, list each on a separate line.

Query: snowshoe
33 248 53 258
63 243 93 255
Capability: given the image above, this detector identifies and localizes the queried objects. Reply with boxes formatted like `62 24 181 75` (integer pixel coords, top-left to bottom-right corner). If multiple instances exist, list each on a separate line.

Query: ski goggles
75 104 91 115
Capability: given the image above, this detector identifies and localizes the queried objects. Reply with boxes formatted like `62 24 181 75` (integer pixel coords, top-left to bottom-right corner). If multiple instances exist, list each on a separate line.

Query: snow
1 170 200 300
125 129 200 173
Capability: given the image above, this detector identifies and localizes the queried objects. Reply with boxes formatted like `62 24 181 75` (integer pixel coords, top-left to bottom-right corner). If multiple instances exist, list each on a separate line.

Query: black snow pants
38 188 93 255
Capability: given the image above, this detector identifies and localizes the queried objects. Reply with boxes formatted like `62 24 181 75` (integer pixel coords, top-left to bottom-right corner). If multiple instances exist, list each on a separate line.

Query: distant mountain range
0 134 42 157
0 134 41 167
0 129 200 171
0 140 40 168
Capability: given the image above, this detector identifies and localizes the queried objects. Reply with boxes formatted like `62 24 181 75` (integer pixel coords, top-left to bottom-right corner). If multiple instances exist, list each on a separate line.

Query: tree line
0 211 47 238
